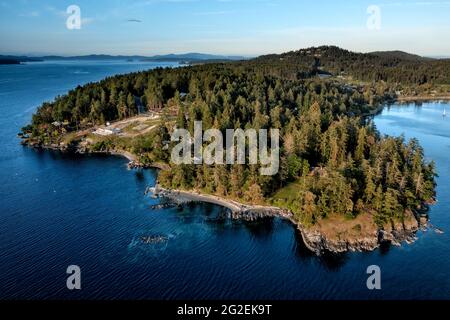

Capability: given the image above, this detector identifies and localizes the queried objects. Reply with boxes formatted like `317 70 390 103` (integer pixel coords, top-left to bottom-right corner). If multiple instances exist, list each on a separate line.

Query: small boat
444 109 447 117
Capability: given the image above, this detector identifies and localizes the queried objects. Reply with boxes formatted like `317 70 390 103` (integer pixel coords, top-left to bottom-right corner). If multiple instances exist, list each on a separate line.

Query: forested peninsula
21 46 448 253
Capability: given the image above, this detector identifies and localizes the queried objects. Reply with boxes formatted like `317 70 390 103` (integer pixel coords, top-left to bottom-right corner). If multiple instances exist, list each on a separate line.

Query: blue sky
1 0 449 56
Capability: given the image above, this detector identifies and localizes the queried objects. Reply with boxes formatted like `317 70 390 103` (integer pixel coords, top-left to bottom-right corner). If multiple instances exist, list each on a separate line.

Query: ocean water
0 62 449 299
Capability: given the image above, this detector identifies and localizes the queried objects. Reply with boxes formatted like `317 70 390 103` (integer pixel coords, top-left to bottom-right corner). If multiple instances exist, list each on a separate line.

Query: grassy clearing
270 181 302 205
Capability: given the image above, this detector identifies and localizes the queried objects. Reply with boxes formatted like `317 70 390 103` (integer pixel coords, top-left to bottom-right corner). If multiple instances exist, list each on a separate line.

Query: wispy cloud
19 11 40 17
81 17 95 26
193 10 233 16
45 6 67 18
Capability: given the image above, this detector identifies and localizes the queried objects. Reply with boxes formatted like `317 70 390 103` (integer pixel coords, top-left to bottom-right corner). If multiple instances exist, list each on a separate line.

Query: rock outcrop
298 210 420 255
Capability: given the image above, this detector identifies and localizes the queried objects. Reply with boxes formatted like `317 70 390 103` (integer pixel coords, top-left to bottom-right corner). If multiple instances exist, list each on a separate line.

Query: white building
93 127 121 136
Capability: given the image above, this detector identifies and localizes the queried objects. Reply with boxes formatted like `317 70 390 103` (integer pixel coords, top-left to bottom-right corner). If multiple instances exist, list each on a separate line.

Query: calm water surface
0 62 449 299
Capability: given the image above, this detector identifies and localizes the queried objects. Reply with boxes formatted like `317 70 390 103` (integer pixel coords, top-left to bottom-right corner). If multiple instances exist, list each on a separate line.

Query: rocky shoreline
20 138 431 255
19 137 168 170
149 185 426 255
396 95 450 102
299 221 419 255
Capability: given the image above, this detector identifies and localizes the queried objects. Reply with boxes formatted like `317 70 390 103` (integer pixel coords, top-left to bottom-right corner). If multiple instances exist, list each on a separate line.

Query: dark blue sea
0 61 449 299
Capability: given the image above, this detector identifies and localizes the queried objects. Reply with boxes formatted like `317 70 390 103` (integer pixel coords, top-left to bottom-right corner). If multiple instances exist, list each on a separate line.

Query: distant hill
40 55 147 61
369 50 433 62
253 46 450 84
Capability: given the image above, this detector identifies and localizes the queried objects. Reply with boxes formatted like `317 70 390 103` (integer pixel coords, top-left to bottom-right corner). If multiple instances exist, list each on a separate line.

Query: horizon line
2 46 450 59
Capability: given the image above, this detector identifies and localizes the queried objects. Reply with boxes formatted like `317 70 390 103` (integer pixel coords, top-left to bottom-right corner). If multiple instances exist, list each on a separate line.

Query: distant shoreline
396 95 450 102
362 97 450 118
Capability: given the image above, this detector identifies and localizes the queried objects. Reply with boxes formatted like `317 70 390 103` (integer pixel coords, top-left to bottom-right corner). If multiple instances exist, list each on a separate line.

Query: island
0 59 21 65
21 46 447 254
0 56 44 64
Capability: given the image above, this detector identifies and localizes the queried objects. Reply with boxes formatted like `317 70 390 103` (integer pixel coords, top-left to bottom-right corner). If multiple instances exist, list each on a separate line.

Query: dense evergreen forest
22 46 442 227
255 46 450 85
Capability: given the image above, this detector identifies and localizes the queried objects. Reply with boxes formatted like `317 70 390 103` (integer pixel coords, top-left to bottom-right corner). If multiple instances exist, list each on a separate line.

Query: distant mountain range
0 53 248 65
142 53 246 62
3 49 448 66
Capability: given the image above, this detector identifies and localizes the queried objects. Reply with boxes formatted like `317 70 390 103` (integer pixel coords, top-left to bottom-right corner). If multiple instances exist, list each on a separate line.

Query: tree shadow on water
318 252 350 272
134 170 145 181
293 229 350 271
242 218 275 239
378 241 391 255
